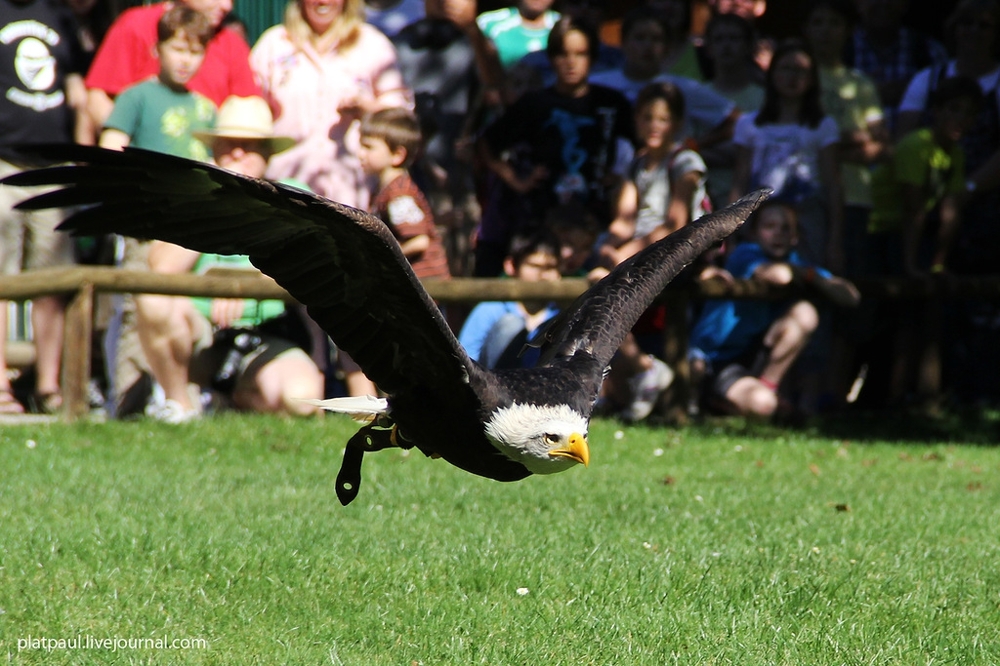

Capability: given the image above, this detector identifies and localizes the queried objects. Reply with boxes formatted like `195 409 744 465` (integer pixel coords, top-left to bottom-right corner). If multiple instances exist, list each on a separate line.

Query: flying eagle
4 145 769 505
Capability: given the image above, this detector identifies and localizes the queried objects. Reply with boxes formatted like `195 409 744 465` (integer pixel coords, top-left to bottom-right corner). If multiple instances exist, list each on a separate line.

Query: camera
212 330 263 392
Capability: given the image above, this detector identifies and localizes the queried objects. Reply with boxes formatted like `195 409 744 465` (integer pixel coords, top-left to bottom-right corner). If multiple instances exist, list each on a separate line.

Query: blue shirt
689 242 830 364
459 301 559 364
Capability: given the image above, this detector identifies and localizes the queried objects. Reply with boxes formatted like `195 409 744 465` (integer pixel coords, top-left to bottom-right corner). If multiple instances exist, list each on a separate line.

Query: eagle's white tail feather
298 395 388 423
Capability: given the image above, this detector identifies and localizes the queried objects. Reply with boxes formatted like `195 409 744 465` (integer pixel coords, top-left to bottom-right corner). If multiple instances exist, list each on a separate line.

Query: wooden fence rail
3 266 1000 420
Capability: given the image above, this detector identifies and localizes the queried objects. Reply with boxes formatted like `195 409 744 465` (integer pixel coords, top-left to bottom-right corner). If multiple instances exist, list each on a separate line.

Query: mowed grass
2 413 999 665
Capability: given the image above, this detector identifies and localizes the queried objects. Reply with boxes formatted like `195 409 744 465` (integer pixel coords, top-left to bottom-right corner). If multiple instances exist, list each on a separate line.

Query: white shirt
733 111 840 198
898 60 1000 114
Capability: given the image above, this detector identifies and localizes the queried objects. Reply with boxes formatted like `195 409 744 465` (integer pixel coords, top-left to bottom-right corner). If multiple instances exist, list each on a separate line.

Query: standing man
83 0 259 142
0 0 88 414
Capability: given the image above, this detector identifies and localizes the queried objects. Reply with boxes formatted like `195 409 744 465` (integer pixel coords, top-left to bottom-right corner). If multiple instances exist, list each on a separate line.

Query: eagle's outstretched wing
536 189 771 370
5 144 476 397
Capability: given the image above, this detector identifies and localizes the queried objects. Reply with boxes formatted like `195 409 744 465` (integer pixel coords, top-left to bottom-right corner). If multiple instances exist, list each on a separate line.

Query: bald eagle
4 146 769 505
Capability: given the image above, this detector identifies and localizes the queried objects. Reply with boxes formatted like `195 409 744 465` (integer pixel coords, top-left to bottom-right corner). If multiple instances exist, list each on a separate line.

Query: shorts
189 314 304 392
0 159 75 274
702 342 770 402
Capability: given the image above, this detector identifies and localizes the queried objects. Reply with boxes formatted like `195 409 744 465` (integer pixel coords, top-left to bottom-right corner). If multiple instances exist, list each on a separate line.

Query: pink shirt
85 3 259 107
250 23 412 208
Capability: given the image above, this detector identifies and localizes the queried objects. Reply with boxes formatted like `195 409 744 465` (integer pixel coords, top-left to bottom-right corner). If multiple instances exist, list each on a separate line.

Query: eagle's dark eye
544 433 559 445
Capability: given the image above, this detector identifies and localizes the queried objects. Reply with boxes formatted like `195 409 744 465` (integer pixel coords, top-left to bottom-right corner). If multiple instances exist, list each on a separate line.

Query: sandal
0 388 25 414
29 392 62 415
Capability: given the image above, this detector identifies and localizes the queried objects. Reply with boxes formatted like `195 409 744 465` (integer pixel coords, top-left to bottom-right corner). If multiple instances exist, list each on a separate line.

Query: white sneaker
622 356 675 421
146 399 201 424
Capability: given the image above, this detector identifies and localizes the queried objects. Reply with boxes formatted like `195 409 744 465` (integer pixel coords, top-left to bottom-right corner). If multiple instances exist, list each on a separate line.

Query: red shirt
372 173 451 281
84 3 259 107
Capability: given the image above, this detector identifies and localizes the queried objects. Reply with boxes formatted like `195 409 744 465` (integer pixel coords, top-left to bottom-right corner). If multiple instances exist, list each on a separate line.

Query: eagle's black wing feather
5 145 477 397
536 189 771 370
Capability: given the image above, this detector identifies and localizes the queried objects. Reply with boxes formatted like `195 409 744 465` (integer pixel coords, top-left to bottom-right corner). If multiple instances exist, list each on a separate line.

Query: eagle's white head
483 403 590 474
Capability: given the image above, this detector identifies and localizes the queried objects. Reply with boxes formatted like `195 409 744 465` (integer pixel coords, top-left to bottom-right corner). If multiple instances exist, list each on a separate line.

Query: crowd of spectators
2 0 997 423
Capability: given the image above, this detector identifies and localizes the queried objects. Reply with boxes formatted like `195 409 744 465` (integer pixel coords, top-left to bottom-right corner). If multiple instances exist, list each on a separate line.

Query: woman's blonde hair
284 0 364 53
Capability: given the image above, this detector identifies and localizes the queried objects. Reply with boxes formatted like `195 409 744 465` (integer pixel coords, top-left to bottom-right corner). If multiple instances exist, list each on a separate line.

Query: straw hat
193 96 296 154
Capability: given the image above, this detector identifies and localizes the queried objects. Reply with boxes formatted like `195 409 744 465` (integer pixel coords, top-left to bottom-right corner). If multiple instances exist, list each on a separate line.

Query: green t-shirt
105 78 215 161
187 178 311 327
190 253 286 327
868 127 965 233
476 7 560 69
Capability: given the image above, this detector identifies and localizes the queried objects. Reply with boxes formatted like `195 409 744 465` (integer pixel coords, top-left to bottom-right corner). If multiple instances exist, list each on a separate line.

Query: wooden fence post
62 282 93 420
660 292 691 425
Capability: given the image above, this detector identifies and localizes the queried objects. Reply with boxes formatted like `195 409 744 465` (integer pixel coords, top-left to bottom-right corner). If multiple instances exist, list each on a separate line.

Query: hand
210 298 246 329
337 98 371 121
814 276 861 308
596 242 622 269
587 266 611 284
337 80 378 119
698 265 734 284
507 164 548 194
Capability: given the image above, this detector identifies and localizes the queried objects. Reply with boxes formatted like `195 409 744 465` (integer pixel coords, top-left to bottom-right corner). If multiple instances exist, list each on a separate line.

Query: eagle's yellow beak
549 433 590 467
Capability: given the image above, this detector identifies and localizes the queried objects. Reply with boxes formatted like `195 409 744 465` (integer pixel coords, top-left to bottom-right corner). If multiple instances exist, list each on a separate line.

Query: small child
689 200 859 419
866 75 981 407
589 82 707 421
544 201 601 277
358 107 451 281
98 5 216 160
458 230 562 369
98 6 217 418
593 81 711 280
868 75 982 277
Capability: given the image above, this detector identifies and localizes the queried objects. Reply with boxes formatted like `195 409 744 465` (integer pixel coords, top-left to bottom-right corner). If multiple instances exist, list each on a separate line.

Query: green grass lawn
2 414 999 665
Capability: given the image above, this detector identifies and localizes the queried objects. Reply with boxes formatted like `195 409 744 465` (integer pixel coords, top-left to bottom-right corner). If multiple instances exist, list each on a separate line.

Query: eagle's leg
335 425 398 505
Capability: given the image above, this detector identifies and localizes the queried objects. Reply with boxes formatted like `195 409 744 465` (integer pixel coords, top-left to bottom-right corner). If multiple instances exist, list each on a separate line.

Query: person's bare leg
725 376 779 417
916 299 942 403
345 370 377 397
0 303 20 411
234 350 323 415
31 295 65 398
617 333 651 374
726 301 818 418
888 321 914 404
136 294 198 410
759 301 818 389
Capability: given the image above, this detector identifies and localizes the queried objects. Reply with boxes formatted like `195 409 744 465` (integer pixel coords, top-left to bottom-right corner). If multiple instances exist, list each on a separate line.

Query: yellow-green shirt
868 128 965 233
